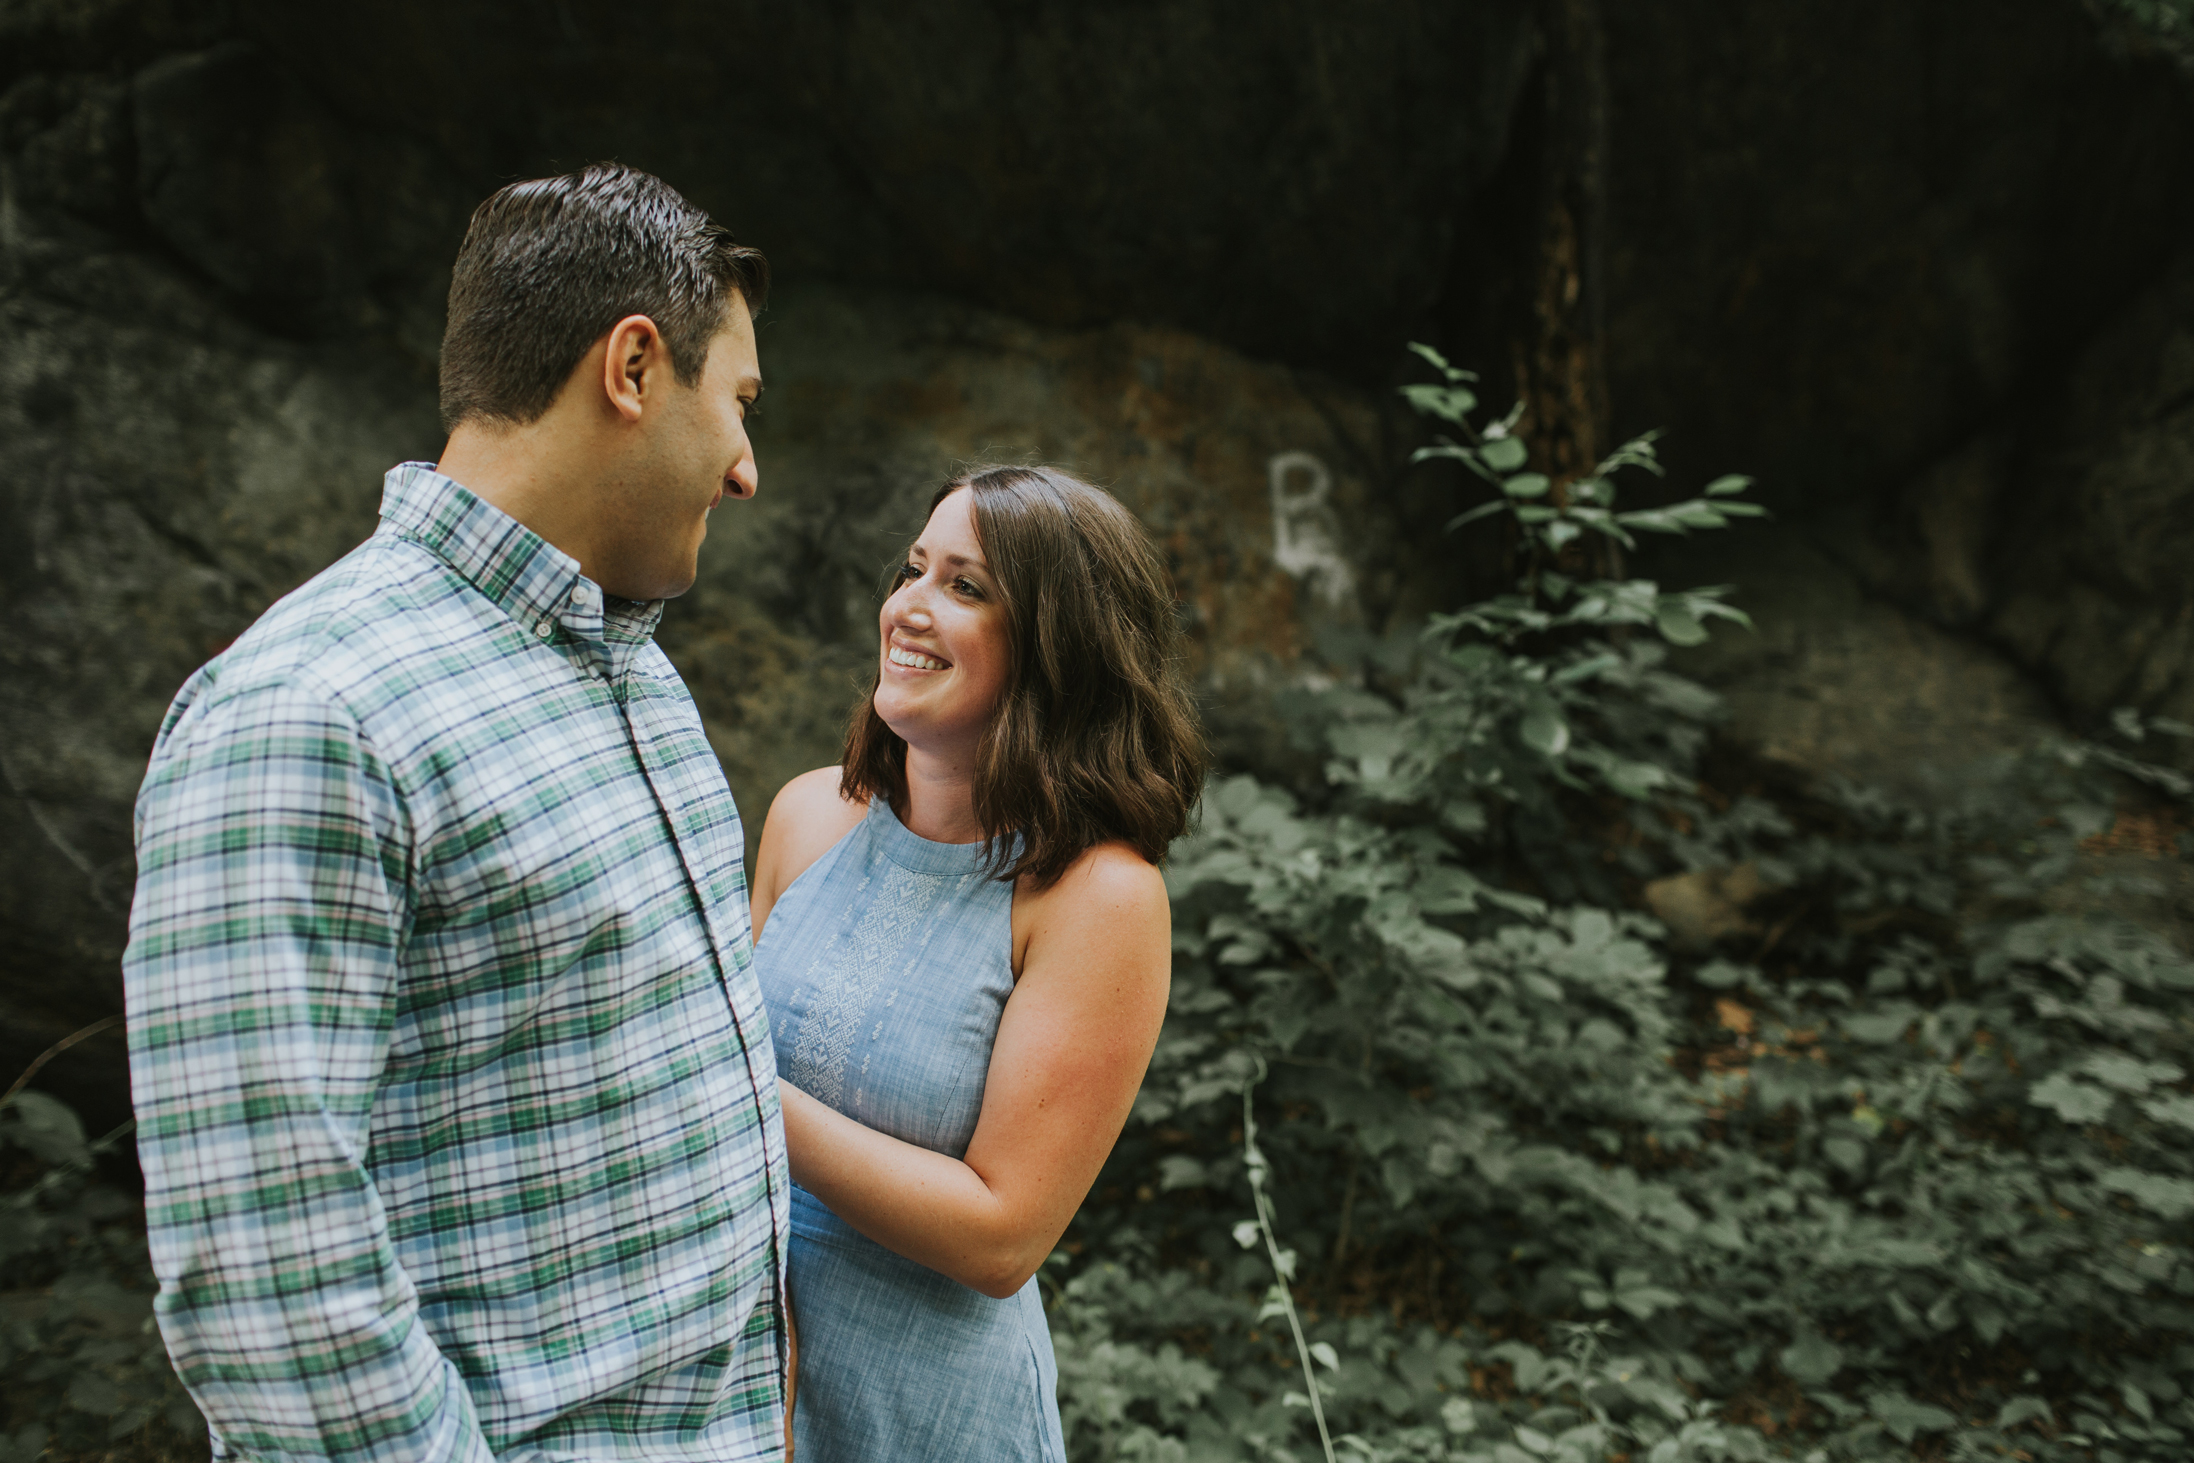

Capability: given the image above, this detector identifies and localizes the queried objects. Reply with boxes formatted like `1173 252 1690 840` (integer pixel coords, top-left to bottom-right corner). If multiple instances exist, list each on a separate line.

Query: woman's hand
776 842 1170 1297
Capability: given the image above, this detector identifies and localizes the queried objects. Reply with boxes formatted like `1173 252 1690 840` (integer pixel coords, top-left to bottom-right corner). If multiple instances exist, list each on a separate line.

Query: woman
749 465 1205 1460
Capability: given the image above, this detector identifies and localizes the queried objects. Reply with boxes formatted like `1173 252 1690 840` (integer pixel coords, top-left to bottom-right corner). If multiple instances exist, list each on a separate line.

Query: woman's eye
895 563 920 583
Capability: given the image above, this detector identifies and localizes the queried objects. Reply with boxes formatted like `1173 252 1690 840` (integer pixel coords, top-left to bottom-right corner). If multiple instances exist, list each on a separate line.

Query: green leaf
1 1426 52 1463
1519 702 1571 757
2138 1093 2194 1129
2029 1072 2116 1124
1491 1342 1549 1392
1869 1391 1956 1443
2080 1053 2182 1092
1822 1137 1869 1176
1156 1155 1208 1191
1550 652 1621 684
1482 436 1529 473
1448 499 1509 532
1411 442 1475 465
2098 1166 2194 1219
3 1090 90 1168
64 1373 122 1417
1401 382 1480 424
1613 508 1685 535
1405 341 1476 382
1694 960 1748 989
1703 474 1754 497
1778 1329 1843 1387
1840 1009 1915 1044
1600 757 1674 800
1653 601 1707 646
1614 1284 1683 1320
1502 473 1551 499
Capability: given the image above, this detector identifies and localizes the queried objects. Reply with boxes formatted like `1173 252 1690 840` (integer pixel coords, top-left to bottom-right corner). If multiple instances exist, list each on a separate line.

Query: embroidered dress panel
784 865 953 1111
123 464 788 1463
757 798 1065 1461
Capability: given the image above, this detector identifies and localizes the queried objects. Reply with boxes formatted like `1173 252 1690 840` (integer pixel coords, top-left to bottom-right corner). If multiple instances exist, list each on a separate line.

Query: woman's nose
889 585 934 627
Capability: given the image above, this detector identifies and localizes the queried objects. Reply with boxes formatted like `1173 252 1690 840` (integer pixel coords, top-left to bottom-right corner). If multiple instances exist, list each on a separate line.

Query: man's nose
725 450 759 500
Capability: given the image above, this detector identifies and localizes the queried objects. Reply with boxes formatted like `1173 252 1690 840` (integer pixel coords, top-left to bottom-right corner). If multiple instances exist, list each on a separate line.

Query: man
123 163 788 1463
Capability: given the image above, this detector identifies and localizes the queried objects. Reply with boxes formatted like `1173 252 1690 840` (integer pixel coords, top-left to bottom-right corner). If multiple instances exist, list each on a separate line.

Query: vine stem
1242 1070 1338 1463
1 1013 125 1109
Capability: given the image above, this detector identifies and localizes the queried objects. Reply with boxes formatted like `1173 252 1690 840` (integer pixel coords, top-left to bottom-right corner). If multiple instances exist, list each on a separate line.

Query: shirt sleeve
123 674 496 1463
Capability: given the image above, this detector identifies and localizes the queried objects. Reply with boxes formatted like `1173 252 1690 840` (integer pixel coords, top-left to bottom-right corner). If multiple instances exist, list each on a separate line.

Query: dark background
5 0 2193 1131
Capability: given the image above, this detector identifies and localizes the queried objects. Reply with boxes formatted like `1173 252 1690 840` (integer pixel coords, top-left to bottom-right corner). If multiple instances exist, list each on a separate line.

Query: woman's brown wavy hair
840 465 1207 889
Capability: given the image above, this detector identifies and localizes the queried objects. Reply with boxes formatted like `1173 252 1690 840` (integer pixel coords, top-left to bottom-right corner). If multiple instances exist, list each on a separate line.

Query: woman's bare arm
778 843 1170 1298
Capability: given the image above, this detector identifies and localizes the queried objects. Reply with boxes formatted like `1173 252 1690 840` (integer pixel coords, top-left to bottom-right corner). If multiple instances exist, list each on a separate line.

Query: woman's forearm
779 1080 1050 1298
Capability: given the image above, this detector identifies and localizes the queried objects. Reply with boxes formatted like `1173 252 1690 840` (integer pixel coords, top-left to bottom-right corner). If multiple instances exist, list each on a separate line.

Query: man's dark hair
438 162 768 430
841 466 1208 889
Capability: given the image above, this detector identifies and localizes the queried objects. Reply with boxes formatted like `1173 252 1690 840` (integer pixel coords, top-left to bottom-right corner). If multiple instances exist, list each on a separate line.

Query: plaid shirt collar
377 462 666 681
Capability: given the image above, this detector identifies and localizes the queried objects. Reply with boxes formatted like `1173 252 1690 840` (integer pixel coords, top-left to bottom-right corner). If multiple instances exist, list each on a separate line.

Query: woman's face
874 487 1012 763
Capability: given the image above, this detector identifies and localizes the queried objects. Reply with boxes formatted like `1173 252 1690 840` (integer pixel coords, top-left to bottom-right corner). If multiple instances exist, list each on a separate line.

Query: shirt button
534 620 552 639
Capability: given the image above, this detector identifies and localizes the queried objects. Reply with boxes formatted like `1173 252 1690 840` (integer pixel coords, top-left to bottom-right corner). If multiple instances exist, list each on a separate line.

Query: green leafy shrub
0 1093 202 1463
1049 353 2194 1463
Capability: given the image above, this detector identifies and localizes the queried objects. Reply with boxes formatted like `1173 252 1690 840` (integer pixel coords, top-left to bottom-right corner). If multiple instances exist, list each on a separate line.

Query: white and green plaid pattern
124 463 788 1463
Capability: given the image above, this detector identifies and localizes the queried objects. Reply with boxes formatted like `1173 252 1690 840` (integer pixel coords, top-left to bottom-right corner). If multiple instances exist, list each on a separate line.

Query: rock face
1986 252 2194 740
5 0 2194 1118
1665 532 2065 800
231 0 1541 372
1830 247 2194 753
1595 0 2194 507
0 212 444 1128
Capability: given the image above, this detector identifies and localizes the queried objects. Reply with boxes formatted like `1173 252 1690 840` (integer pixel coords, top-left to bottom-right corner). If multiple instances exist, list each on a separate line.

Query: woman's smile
887 643 949 671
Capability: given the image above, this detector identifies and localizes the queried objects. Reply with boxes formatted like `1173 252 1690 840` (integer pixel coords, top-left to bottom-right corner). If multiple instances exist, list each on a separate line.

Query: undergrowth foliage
5 351 2193 1463
0 1094 201 1463
1048 350 2194 1462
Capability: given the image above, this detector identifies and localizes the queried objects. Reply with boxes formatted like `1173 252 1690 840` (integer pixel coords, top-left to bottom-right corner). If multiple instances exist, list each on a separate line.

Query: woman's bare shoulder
768 765 865 820
764 769 868 863
1009 840 1170 1008
1017 840 1169 943
752 768 869 933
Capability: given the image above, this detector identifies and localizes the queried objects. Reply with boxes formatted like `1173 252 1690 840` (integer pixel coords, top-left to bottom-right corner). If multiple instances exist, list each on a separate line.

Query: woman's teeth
889 646 946 671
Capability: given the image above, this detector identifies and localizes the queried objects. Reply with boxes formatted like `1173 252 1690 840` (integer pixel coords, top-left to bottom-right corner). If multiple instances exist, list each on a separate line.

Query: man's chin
602 557 699 603
642 560 701 601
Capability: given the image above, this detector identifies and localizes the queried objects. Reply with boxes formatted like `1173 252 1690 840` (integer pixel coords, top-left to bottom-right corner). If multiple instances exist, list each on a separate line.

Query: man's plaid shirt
123 464 789 1463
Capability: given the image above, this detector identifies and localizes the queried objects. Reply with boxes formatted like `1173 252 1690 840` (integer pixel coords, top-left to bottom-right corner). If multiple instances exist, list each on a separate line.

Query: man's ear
600 314 666 424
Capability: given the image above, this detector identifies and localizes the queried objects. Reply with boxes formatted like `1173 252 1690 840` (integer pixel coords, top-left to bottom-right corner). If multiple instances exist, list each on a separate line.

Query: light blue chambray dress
753 796 1066 1462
